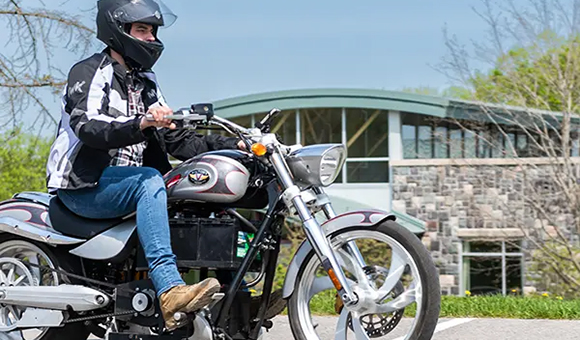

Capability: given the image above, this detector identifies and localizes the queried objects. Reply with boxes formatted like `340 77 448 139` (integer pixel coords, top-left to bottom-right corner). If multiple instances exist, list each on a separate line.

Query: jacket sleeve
161 128 241 161
66 60 147 150
149 80 241 160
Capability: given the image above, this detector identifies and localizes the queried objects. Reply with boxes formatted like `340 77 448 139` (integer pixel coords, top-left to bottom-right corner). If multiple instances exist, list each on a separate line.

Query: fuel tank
164 150 257 205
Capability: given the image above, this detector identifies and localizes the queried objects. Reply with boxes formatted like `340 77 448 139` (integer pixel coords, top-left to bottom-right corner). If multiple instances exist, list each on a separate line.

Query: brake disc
0 257 36 332
346 265 406 338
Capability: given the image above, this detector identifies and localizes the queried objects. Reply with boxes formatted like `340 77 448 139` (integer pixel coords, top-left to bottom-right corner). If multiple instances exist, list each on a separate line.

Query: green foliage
400 85 474 100
274 223 305 291
469 33 580 112
527 241 580 299
307 294 580 319
0 128 52 200
400 86 443 97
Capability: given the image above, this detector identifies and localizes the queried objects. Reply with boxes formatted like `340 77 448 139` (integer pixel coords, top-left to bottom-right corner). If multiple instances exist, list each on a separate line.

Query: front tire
287 220 441 340
0 235 92 340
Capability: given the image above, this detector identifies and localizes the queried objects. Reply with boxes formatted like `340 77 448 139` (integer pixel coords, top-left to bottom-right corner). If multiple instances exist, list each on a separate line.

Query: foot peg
173 311 187 322
170 293 225 329
172 293 225 320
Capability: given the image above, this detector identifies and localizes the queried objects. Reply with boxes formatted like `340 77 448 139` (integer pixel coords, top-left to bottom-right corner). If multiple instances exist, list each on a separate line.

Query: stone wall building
391 159 580 296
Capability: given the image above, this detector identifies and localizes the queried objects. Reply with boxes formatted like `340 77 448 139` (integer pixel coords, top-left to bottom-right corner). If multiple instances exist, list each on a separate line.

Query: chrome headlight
286 144 347 187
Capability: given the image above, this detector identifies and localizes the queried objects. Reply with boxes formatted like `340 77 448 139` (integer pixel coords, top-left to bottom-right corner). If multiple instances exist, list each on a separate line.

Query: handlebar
145 103 214 123
254 108 281 132
146 104 282 149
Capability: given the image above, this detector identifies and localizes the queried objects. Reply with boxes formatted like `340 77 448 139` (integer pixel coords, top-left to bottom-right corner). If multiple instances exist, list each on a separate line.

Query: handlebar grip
144 107 194 121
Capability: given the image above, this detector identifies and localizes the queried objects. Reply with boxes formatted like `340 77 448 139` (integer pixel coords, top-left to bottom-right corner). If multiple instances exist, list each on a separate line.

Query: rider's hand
140 106 176 130
237 140 247 150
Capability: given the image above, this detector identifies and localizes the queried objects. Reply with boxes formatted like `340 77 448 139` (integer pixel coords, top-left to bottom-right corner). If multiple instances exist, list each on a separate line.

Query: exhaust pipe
0 284 110 311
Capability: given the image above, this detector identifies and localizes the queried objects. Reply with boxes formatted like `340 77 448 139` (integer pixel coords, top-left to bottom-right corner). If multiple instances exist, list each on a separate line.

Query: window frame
458 239 524 297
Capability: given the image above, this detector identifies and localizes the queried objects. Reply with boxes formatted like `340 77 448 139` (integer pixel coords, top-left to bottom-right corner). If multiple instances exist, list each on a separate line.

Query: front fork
271 152 366 306
313 187 368 270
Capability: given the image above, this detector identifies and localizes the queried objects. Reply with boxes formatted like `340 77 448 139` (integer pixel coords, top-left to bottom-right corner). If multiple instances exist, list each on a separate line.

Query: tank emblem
188 169 210 185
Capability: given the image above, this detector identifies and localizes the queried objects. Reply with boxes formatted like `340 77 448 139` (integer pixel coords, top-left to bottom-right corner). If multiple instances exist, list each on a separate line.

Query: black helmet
96 0 177 70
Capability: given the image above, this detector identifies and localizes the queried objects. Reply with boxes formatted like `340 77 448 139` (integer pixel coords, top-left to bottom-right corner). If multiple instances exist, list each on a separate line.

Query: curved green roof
212 88 578 125
213 88 450 118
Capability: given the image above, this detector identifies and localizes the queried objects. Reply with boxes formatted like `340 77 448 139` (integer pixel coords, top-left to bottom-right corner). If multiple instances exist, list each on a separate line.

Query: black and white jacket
46 50 239 193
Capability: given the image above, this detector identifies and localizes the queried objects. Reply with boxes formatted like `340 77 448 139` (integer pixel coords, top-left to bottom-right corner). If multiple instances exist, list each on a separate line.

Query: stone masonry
390 158 580 296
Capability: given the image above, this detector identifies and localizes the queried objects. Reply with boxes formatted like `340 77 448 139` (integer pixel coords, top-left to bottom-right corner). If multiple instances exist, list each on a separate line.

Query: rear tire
0 235 92 340
287 220 441 340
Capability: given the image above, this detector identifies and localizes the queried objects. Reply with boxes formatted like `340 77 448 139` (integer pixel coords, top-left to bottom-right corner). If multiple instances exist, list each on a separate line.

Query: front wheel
287 220 441 340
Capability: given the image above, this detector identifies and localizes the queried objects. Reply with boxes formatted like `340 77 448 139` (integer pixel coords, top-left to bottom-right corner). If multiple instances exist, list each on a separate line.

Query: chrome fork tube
270 152 358 305
313 187 368 270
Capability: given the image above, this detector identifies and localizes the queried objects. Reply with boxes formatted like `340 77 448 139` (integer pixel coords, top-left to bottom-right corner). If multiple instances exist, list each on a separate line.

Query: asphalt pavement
86 316 580 339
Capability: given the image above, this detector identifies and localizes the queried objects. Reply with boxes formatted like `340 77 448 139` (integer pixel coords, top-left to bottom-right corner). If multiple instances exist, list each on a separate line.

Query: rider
45 0 245 331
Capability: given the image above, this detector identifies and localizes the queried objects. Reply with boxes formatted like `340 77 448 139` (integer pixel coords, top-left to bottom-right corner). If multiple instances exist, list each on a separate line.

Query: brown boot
159 278 221 331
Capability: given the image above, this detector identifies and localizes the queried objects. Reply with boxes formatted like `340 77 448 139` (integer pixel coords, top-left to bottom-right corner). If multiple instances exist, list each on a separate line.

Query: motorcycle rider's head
96 0 177 70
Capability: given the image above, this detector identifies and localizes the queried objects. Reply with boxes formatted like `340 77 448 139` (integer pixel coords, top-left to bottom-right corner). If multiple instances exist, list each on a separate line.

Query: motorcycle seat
48 196 126 239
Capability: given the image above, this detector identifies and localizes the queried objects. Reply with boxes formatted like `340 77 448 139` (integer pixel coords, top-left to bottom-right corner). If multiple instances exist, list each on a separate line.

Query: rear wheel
0 236 91 340
287 220 441 340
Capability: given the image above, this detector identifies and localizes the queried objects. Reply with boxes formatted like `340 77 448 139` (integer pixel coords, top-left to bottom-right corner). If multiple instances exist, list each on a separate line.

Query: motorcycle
0 104 440 340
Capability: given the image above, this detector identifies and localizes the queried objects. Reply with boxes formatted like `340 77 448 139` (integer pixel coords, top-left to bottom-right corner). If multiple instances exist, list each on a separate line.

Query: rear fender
0 195 84 246
281 210 395 299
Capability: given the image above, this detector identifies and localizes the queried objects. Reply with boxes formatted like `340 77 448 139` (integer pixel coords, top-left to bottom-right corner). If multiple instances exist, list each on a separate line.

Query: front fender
281 210 395 299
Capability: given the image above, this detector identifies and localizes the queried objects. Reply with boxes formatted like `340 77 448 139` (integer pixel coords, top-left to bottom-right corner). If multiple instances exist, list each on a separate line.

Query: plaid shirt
110 74 148 167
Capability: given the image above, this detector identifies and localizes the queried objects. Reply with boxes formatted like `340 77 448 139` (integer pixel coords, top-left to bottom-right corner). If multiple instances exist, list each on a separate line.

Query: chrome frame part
314 187 368 270
14 308 64 328
270 148 359 305
0 284 110 312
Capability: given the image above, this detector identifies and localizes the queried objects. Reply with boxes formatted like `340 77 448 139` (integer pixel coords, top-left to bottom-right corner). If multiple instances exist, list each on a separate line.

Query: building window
402 124 416 158
461 240 523 296
300 108 342 145
346 109 388 158
449 128 463 158
346 161 389 183
230 115 253 131
401 112 548 160
464 130 477 158
417 125 432 158
343 108 390 183
270 110 297 145
230 108 394 185
434 126 448 158
402 112 436 159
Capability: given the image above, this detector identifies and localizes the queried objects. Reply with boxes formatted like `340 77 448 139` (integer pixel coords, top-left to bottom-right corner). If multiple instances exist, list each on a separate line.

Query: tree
401 85 475 100
437 0 580 297
0 0 95 135
0 128 51 199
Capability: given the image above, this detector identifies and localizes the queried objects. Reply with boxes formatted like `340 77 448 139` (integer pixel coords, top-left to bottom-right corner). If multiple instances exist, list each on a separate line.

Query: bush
0 129 51 200
526 241 580 299
307 293 580 319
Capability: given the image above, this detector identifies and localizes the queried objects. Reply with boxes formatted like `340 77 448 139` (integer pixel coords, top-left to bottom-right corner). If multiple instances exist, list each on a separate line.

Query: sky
141 0 490 104
5 0 495 134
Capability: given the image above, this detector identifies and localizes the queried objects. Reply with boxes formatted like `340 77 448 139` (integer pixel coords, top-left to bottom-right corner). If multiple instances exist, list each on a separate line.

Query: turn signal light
327 268 343 291
251 143 268 156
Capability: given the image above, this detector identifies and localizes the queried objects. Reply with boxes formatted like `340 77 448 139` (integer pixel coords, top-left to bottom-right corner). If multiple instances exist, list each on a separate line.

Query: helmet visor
112 0 177 28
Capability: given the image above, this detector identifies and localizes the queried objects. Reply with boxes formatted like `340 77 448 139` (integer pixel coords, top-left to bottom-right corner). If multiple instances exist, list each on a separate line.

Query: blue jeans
57 166 185 296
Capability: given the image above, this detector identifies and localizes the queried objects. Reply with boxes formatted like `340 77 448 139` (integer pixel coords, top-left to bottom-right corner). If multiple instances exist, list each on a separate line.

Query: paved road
261 316 580 340
87 316 580 339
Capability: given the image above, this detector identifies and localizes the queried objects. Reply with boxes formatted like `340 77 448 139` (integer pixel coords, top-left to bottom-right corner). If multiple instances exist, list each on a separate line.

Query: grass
304 291 580 320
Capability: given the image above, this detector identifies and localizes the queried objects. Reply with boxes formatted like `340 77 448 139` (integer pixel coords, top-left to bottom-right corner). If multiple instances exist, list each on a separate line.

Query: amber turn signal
327 268 343 291
251 143 268 156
